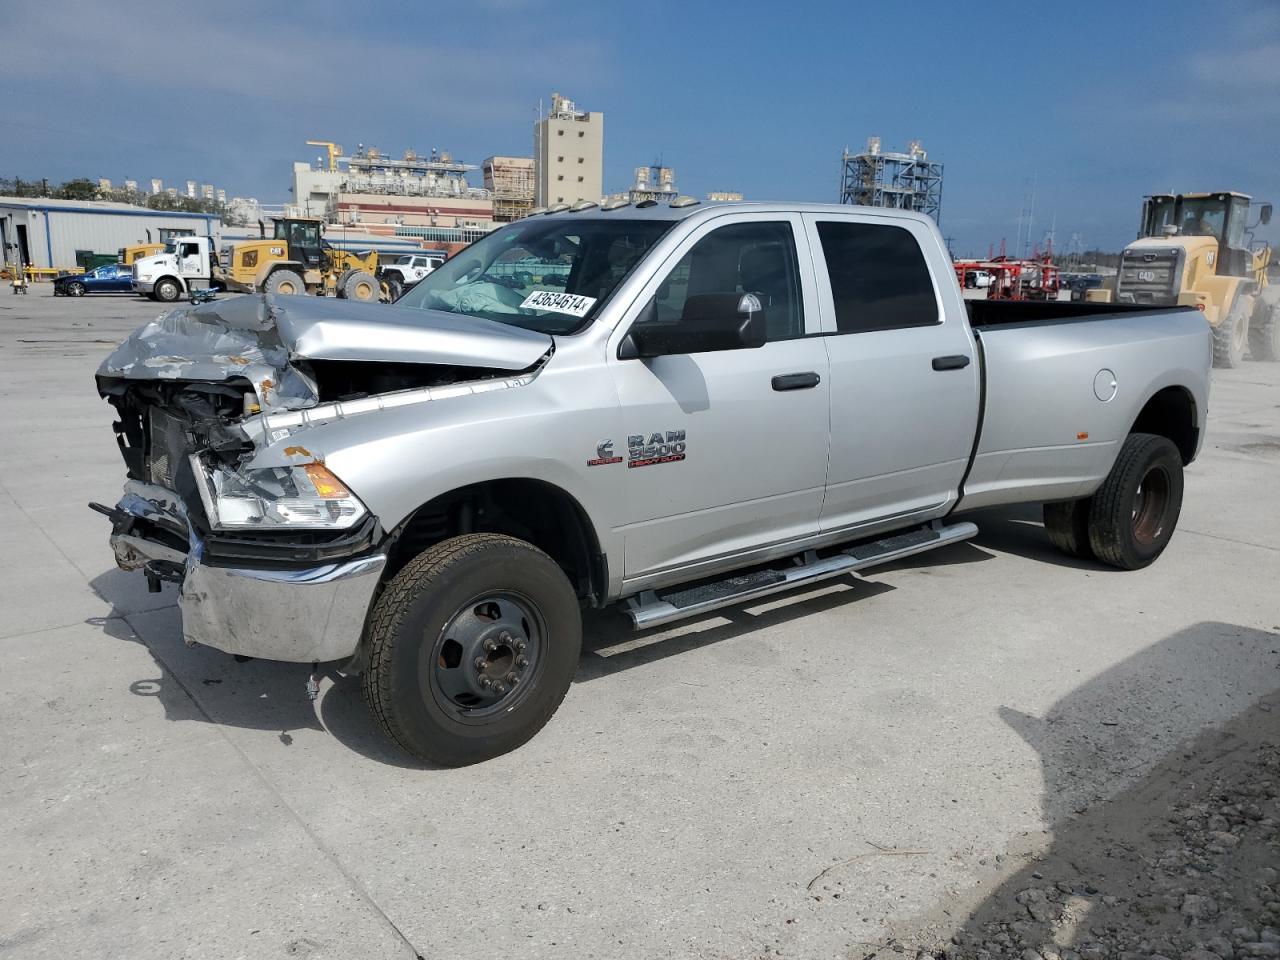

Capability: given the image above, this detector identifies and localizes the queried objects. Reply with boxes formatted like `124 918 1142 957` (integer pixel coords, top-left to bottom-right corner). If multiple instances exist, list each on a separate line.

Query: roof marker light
570 200 599 212
600 198 631 211
547 202 571 214
670 195 700 208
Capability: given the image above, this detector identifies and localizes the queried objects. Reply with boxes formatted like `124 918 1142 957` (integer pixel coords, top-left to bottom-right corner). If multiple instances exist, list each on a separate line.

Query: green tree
56 178 99 201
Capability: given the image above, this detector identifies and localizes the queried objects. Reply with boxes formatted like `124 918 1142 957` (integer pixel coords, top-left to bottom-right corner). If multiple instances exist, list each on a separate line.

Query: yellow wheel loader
1090 192 1275 367
217 218 389 302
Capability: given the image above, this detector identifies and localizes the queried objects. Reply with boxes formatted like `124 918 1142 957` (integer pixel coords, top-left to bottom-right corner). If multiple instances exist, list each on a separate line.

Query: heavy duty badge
627 430 686 468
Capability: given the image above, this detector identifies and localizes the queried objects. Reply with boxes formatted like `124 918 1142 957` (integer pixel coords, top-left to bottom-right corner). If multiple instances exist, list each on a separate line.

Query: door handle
772 372 821 391
931 355 971 371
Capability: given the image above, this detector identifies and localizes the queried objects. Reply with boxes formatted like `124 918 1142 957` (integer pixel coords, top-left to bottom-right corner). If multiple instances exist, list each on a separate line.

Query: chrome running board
623 520 978 630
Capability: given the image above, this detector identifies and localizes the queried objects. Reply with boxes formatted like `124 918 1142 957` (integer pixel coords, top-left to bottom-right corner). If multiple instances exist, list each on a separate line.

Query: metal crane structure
839 137 944 221
306 140 344 174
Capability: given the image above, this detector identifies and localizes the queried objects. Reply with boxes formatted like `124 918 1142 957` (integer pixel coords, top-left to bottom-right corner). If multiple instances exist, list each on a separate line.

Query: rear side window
816 221 938 333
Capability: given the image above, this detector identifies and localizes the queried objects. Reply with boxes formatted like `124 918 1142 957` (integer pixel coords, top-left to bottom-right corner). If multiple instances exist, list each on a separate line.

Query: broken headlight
191 458 368 531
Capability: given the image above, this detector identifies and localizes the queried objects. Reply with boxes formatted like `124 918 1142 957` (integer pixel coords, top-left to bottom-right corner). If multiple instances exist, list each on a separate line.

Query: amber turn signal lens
303 462 351 498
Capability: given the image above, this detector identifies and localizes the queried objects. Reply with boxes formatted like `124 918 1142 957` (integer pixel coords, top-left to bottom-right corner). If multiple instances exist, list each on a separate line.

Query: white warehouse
0 197 221 271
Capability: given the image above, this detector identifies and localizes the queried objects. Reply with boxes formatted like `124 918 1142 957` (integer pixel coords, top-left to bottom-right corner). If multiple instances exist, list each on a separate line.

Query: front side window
815 221 938 334
634 221 804 343
396 217 673 335
1144 197 1177 238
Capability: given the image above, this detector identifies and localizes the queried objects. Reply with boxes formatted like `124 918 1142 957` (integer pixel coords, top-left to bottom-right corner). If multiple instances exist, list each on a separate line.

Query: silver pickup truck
94 201 1211 766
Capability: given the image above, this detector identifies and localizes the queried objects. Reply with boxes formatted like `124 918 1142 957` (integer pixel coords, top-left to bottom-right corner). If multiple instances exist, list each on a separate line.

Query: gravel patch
864 693 1280 960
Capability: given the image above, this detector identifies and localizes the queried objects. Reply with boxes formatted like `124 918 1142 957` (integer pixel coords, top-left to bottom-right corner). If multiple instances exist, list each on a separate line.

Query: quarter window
816 221 938 333
636 221 804 343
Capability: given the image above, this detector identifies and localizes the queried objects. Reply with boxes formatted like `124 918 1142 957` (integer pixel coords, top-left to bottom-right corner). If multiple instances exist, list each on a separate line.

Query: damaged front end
92 293 552 663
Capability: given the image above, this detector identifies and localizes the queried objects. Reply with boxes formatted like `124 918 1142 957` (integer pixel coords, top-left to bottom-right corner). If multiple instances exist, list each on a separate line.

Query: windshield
396 217 674 334
1176 198 1228 240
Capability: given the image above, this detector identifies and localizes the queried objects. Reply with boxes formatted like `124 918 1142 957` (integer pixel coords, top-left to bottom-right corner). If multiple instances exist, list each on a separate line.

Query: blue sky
4 0 1278 254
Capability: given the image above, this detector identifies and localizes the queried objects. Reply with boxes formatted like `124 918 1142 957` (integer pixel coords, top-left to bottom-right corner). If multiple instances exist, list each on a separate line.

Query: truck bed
965 299 1191 328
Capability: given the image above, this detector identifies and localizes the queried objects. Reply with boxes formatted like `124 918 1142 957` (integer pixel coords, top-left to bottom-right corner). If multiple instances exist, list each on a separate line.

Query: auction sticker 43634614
519 290 597 318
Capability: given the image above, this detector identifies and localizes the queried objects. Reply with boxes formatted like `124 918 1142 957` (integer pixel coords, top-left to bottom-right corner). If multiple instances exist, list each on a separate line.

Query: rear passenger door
607 214 830 585
803 214 980 534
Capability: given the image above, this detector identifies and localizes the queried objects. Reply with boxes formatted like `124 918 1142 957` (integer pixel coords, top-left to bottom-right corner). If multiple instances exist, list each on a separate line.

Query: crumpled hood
96 292 553 411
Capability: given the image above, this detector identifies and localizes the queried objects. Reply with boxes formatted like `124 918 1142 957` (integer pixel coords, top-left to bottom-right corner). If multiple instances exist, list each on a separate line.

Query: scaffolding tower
839 137 944 221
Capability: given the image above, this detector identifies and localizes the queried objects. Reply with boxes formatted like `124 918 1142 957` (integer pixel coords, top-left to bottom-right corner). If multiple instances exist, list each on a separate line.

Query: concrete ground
1 290 1277 960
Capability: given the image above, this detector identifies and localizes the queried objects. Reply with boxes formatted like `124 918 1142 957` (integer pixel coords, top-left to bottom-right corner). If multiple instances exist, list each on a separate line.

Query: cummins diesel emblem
587 440 623 467
627 430 686 468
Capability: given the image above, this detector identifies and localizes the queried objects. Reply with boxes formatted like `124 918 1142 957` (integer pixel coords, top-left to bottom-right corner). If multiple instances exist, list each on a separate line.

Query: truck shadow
87 572 425 769
82 508 1106 768
880 620 1280 957
578 539 995 680
960 502 1121 572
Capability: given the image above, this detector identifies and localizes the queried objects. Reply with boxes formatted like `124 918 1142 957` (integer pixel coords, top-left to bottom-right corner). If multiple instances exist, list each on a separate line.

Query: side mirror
1261 203 1273 226
620 293 767 360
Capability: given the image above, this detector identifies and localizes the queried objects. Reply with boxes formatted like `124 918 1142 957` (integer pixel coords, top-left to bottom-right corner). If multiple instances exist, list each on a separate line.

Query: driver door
107 264 131 292
606 214 831 587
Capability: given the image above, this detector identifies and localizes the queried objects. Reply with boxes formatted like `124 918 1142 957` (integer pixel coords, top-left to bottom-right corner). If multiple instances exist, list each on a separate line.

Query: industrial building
607 164 678 205
0 197 220 272
290 143 496 237
534 93 604 207
839 137 944 220
483 156 535 222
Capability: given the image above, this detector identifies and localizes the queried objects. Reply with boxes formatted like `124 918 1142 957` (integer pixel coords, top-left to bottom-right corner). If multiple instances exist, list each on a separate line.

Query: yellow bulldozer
217 217 391 302
118 243 164 265
1091 191 1277 366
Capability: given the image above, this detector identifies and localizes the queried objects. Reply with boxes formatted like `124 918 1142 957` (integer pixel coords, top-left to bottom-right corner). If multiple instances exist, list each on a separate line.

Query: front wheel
264 269 305 296
342 270 378 302
1212 296 1249 368
154 278 181 302
363 534 582 766
1087 433 1184 570
66 281 86 297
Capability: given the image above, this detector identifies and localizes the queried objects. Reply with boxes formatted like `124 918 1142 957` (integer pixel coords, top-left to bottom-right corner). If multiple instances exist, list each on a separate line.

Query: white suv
380 254 443 288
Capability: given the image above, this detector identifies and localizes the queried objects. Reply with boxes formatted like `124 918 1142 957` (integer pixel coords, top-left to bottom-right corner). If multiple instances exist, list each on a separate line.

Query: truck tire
381 278 403 303
1043 498 1094 560
1086 432 1183 570
1212 296 1249 368
154 277 181 303
265 269 305 296
335 268 355 296
342 270 378 302
1248 298 1280 361
363 534 582 767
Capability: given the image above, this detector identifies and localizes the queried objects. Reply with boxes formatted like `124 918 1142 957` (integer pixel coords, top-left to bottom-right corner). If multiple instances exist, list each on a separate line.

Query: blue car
54 263 135 297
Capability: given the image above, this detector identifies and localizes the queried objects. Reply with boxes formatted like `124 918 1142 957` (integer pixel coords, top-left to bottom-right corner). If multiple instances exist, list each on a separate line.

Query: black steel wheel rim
422 591 544 723
1132 464 1171 545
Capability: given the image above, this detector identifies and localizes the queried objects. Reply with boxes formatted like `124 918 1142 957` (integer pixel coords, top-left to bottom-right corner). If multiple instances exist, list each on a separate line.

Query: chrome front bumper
107 481 385 663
